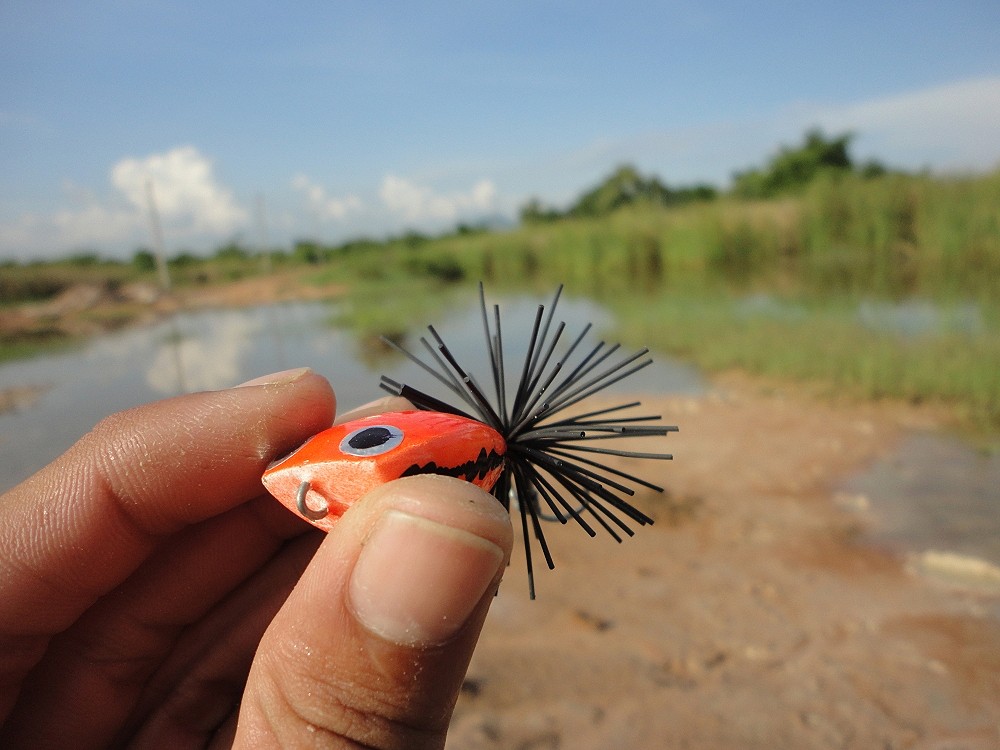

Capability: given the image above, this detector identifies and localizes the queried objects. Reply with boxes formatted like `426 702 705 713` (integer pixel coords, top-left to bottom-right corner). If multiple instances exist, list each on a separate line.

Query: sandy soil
447 378 1000 750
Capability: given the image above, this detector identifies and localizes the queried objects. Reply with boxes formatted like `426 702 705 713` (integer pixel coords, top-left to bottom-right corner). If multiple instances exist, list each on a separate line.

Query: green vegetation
1 254 140 306
3 130 998 437
614 291 1000 436
328 165 1000 436
734 129 859 198
520 164 716 224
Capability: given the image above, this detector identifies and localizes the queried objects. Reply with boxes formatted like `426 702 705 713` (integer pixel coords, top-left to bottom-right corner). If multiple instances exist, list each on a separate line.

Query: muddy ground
447 379 1000 750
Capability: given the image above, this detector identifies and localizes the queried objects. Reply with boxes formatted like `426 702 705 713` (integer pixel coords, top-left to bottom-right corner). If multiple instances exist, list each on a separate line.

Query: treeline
0 128 983 304
731 129 893 198
518 128 898 223
406 162 999 305
519 165 717 223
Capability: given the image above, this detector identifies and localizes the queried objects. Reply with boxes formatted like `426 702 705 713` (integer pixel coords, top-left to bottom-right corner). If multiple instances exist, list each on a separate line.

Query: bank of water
0 295 703 490
3 294 997 587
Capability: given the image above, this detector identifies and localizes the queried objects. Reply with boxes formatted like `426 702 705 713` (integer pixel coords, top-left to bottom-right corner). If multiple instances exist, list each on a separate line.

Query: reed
4 168 998 435
416 169 1000 303
607 290 1000 435
328 169 1000 435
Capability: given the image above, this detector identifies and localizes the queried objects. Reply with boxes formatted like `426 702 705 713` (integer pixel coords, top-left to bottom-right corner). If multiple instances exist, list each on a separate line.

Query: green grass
4 168 999 437
607 290 1000 436
0 329 76 363
323 169 1000 436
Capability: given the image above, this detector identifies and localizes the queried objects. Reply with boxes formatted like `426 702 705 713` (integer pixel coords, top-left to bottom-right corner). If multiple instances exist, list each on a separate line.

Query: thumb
235 475 513 749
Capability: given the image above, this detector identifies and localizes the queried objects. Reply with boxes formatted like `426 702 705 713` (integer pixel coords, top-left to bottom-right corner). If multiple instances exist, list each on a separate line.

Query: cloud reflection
146 311 264 394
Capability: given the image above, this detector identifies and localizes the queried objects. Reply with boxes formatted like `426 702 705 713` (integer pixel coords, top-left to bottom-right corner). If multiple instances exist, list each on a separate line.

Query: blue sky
2 1 999 261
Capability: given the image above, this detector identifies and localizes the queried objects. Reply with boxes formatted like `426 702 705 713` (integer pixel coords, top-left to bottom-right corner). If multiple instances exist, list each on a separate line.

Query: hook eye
296 480 329 521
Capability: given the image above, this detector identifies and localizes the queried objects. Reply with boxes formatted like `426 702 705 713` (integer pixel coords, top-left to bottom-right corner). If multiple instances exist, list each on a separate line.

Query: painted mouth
402 447 505 482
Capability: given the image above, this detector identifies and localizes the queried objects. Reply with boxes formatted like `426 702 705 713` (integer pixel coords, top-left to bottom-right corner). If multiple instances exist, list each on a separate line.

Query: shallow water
839 432 1000 568
0 295 704 491
736 293 988 338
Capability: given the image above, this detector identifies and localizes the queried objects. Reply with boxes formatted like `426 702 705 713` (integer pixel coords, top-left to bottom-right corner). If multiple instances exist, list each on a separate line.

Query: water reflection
146 312 263 394
839 432 1000 567
0 296 704 491
856 299 985 338
735 293 988 338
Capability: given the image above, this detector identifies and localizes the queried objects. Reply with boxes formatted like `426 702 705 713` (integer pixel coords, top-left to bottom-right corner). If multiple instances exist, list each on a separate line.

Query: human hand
0 368 513 749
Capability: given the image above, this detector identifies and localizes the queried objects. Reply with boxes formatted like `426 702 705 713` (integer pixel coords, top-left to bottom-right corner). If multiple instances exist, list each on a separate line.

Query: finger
335 395 413 424
0 368 334 718
119 532 324 749
235 475 513 750
1 387 410 745
0 496 315 748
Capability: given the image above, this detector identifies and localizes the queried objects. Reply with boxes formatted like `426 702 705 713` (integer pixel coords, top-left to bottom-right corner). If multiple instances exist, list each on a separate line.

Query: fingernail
349 510 505 646
236 367 312 388
336 395 411 423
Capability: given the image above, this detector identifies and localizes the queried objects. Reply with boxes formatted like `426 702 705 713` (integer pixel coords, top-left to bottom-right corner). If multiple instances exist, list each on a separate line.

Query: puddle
856 299 986 338
838 431 1000 589
736 294 988 339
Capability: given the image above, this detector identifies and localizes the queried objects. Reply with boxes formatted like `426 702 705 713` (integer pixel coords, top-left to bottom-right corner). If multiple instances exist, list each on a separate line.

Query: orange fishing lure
262 284 677 597
263 410 506 532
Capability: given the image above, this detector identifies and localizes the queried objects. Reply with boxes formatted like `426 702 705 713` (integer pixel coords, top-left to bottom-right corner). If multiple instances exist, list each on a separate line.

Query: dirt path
447 378 1000 749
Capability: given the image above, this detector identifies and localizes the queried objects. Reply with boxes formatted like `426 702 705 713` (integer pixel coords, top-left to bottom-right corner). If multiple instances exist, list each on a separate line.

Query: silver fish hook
296 480 330 521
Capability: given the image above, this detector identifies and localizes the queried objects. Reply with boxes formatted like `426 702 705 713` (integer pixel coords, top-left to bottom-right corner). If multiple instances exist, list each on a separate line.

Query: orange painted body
262 410 507 531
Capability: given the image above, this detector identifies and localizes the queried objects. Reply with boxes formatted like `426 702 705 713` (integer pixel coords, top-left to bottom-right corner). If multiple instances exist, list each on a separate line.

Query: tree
733 129 855 198
518 165 717 226
519 197 561 224
569 165 665 217
132 249 157 272
569 165 716 217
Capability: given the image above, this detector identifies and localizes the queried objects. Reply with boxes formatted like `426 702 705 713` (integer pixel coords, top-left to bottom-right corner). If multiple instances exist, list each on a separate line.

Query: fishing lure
263 284 677 597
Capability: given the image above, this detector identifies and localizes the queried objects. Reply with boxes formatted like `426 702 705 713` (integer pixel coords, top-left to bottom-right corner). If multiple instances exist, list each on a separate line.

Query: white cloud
291 174 363 220
806 76 1000 171
0 203 138 257
112 146 247 233
0 145 246 259
379 175 497 223
547 76 1000 195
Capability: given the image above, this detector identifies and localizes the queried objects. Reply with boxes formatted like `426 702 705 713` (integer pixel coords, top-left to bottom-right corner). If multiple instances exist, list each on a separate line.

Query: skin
0 368 513 749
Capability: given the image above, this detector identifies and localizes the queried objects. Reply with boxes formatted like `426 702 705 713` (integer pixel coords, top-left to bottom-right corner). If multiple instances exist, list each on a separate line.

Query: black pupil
349 427 393 450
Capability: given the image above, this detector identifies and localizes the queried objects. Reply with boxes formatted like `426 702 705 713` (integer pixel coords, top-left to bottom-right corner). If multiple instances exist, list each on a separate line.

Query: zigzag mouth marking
402 447 505 482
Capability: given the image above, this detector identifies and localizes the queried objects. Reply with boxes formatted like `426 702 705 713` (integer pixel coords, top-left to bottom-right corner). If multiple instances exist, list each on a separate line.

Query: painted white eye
339 424 405 456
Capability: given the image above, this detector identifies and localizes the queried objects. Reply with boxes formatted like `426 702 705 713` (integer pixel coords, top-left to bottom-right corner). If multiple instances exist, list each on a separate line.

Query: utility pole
255 192 272 274
144 179 172 291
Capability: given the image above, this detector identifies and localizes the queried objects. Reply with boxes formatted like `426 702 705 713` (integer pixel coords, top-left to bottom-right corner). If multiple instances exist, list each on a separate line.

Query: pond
3 292 998 584
0 294 705 491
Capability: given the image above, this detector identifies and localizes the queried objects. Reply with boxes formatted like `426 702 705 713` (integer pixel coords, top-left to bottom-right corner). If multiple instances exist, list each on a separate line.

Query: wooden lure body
262 410 506 531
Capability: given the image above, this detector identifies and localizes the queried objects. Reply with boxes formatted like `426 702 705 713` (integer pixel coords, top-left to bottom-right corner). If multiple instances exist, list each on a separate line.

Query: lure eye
339 424 405 456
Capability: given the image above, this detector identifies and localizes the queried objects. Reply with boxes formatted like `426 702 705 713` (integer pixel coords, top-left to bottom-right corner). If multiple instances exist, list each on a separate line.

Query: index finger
0 368 334 645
